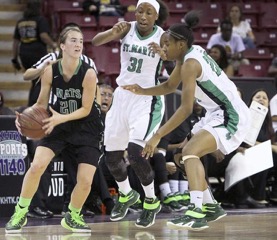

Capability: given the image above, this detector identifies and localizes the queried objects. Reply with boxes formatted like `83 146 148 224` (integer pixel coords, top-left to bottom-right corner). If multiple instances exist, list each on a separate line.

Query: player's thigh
183 129 217 157
32 146 55 169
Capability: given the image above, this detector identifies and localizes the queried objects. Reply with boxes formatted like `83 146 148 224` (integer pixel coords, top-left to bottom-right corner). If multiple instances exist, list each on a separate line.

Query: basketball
18 106 49 139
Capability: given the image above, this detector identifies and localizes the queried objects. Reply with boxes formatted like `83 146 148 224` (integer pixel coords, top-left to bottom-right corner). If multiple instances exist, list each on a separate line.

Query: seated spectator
0 92 15 115
209 44 234 77
207 19 248 72
150 145 187 213
269 92 277 203
223 5 256 49
207 89 277 208
268 57 277 78
82 0 124 22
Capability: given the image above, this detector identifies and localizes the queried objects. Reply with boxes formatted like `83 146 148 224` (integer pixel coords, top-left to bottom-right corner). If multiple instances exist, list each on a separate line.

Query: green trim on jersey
197 80 239 137
144 95 163 140
186 46 194 55
58 59 82 76
182 47 194 63
135 24 158 40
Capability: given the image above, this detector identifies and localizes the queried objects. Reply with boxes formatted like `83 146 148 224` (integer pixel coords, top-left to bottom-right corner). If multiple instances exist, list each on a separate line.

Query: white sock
203 187 217 204
142 181 156 199
190 191 203 209
159 182 172 199
179 180 189 193
116 176 132 195
169 180 179 193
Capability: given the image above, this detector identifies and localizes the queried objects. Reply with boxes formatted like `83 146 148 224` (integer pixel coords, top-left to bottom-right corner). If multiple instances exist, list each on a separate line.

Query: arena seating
46 0 277 82
237 64 269 78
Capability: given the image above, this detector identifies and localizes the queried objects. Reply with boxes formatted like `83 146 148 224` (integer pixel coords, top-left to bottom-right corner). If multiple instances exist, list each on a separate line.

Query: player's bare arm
122 63 182 95
142 60 199 159
35 65 52 109
92 21 131 46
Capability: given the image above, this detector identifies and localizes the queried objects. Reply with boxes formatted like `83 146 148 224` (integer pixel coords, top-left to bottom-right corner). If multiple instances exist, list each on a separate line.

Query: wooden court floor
1 208 277 240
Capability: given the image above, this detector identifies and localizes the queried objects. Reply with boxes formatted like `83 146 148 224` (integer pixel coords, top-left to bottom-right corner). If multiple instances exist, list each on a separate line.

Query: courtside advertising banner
0 116 29 217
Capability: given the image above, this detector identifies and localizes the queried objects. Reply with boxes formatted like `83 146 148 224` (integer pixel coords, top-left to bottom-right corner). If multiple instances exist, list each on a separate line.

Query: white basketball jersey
185 45 241 111
185 45 248 136
116 21 164 88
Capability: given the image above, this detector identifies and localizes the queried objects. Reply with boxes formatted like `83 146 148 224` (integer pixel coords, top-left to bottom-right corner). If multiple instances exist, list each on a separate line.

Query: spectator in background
268 56 277 204
99 84 114 116
205 89 276 208
82 0 124 23
224 5 256 49
235 89 276 208
12 0 57 71
268 58 277 140
0 92 15 115
207 19 248 72
209 44 234 78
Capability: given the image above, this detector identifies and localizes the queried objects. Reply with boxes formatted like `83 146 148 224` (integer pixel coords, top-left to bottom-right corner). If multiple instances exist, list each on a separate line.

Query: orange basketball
18 106 49 139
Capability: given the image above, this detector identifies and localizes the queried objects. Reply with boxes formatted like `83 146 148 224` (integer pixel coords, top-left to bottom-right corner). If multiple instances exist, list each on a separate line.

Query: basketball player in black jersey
6 27 103 234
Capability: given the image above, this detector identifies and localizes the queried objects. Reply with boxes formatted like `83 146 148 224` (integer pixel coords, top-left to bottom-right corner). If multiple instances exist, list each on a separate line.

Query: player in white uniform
123 11 251 231
92 0 168 228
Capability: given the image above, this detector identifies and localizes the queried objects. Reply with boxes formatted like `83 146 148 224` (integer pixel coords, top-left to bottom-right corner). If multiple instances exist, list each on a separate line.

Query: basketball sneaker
5 205 28 233
163 193 187 212
172 191 190 208
135 197 161 228
167 204 209 231
202 202 227 222
61 211 91 233
129 199 143 213
110 189 140 221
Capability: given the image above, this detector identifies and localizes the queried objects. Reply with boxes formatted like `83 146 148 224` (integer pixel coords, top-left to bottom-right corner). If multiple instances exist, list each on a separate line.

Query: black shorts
39 137 101 167
38 121 103 167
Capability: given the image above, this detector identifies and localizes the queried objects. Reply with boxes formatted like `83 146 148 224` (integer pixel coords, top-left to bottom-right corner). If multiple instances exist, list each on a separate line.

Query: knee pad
105 151 127 182
180 155 200 165
128 142 154 186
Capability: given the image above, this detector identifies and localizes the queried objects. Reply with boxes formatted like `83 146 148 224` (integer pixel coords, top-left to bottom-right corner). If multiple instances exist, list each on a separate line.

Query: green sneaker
135 197 161 228
61 211 91 233
202 202 227 222
5 205 28 233
163 193 187 212
110 189 140 221
173 191 190 208
167 205 209 231
129 199 143 213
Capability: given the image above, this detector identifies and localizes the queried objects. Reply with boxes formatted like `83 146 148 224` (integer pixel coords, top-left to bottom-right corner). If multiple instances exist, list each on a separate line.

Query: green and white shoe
135 197 161 228
61 211 91 233
202 202 227 222
163 193 187 212
167 205 208 231
129 199 143 213
110 189 140 221
5 205 28 233
173 191 190 208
